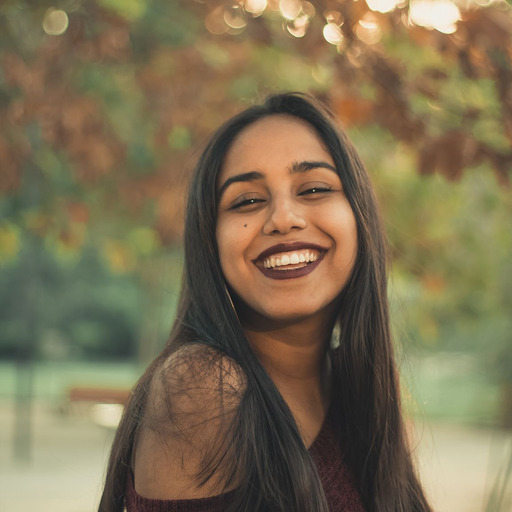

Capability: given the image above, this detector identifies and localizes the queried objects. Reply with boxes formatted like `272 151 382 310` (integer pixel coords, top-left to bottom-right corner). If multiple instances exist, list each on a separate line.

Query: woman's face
216 115 358 326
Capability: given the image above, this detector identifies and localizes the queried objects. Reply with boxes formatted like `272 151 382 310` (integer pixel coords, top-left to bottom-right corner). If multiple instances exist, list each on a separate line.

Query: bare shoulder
133 344 246 500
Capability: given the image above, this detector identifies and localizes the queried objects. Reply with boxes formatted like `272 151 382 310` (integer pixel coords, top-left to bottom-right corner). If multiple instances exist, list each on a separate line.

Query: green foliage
0 235 142 361
0 222 20 265
97 0 146 22
167 126 191 151
354 122 512 406
129 1 200 52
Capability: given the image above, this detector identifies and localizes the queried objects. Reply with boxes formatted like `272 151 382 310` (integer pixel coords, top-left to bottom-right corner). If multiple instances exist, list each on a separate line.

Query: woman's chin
239 305 335 331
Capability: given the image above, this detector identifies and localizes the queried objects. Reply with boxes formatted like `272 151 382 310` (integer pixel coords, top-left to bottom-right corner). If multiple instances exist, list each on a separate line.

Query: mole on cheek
244 224 247 228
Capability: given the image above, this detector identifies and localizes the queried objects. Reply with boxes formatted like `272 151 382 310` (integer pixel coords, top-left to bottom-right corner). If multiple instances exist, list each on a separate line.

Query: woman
99 93 432 512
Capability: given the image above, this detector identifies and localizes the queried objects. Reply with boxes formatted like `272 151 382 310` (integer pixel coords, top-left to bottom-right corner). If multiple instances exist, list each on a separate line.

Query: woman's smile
216 114 358 323
253 242 326 280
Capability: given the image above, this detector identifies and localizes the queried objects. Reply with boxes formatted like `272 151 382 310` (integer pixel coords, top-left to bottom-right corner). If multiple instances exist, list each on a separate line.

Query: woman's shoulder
161 343 245 388
150 343 246 417
133 343 246 501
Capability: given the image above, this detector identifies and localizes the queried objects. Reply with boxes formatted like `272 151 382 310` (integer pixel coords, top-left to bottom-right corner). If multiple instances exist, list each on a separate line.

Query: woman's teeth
263 250 319 269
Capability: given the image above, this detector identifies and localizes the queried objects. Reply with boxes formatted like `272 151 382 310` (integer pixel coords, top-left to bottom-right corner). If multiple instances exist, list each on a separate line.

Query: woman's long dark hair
99 93 431 512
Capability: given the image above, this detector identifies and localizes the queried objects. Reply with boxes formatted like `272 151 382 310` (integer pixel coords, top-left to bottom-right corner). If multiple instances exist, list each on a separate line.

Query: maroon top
126 416 365 512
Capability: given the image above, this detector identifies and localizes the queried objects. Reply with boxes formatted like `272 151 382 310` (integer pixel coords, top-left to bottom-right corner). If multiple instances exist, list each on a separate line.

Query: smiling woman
99 93 432 512
216 115 357 326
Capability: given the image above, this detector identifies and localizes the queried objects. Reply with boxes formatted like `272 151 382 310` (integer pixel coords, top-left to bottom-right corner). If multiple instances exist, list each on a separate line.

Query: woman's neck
245 322 328 378
242 315 333 422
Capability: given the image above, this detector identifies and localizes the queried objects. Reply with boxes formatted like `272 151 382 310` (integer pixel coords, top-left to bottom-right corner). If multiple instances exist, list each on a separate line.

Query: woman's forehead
219 115 333 179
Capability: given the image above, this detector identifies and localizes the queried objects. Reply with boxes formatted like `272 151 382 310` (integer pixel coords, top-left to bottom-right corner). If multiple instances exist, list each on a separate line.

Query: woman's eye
229 195 265 211
299 185 333 196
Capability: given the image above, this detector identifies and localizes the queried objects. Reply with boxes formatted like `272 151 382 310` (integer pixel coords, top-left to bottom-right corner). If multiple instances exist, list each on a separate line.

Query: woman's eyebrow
218 161 337 198
218 170 264 198
290 160 337 174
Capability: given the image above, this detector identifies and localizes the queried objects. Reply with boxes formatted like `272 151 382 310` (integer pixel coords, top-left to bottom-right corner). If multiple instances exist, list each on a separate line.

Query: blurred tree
0 239 141 360
0 0 510 425
209 0 512 181
1 0 510 250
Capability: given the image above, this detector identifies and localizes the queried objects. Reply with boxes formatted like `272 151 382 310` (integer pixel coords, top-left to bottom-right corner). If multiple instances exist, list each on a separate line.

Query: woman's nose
262 198 307 235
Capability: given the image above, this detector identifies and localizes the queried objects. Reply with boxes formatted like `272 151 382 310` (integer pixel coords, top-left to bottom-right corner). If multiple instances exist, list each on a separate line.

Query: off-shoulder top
126 414 365 512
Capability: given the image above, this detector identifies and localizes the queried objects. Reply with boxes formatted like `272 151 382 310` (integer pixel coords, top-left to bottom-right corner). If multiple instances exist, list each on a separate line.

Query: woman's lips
256 255 324 280
253 243 326 280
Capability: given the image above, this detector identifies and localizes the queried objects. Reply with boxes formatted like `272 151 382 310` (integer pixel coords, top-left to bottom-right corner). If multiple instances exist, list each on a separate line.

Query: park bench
61 386 131 419
67 386 131 405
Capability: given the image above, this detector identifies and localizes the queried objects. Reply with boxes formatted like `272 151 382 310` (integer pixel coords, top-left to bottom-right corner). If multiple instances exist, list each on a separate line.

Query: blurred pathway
0 402 510 512
0 402 114 512
414 420 512 512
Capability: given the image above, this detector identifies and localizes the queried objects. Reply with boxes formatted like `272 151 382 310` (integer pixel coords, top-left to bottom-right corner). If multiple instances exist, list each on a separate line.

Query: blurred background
0 0 511 511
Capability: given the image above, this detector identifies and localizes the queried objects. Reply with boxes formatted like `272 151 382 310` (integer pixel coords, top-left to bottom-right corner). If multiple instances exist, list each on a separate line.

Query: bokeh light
42 8 69 36
224 6 248 30
205 6 229 35
245 0 268 16
323 23 344 45
279 0 302 20
409 0 461 34
324 10 344 26
366 0 404 14
356 13 383 45
286 15 310 38
301 1 315 18
281 1 315 37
